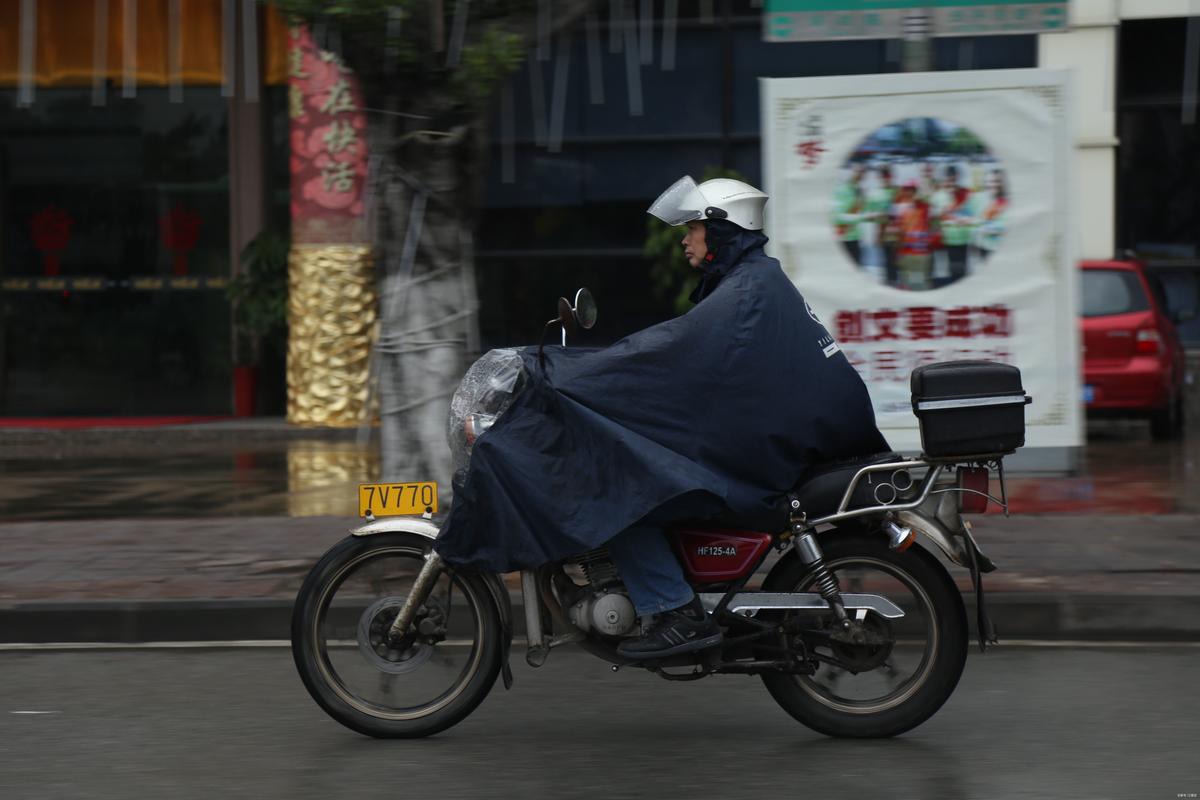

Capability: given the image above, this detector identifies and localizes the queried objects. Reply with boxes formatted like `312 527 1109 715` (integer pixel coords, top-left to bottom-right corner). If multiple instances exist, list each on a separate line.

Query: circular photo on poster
832 118 1009 291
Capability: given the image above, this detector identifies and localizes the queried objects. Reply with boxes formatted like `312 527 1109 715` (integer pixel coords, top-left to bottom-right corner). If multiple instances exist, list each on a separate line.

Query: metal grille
572 547 620 588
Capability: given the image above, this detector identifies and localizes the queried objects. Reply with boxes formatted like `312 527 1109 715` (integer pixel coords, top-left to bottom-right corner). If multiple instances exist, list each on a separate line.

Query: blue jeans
605 524 694 617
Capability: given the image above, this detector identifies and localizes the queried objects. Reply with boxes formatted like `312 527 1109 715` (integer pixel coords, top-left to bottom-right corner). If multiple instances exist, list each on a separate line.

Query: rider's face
682 221 707 268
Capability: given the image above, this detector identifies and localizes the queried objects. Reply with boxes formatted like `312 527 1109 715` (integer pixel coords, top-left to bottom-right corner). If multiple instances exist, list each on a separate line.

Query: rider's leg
606 524 723 659
605 523 694 616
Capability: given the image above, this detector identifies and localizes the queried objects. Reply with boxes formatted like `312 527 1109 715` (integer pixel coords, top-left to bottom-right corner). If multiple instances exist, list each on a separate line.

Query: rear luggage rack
801 455 1012 527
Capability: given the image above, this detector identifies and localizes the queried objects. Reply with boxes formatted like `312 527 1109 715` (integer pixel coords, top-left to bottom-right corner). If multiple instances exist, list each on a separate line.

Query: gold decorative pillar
287 245 376 426
286 23 374 427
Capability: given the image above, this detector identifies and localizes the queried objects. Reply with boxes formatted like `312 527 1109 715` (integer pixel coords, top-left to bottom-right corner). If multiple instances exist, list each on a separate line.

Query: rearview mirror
573 288 597 330
557 296 578 337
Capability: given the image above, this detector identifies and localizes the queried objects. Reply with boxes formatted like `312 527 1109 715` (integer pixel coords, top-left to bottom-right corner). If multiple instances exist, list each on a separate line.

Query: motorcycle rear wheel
760 530 968 738
291 533 503 738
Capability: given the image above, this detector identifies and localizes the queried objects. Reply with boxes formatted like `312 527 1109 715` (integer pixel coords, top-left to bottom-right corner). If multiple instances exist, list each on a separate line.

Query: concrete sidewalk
1 513 1198 643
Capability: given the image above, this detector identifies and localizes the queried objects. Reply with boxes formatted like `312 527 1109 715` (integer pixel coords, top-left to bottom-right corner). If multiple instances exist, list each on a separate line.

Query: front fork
386 554 548 659
388 550 446 642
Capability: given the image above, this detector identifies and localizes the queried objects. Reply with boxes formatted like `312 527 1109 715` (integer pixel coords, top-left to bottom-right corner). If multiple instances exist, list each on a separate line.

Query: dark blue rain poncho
434 223 889 572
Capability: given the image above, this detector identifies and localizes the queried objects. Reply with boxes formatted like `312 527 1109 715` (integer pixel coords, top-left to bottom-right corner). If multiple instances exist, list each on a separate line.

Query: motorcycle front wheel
760 529 968 738
291 532 503 738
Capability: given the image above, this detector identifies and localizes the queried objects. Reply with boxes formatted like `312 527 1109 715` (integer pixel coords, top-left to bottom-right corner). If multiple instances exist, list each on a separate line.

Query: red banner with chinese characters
834 304 1014 388
287 24 369 244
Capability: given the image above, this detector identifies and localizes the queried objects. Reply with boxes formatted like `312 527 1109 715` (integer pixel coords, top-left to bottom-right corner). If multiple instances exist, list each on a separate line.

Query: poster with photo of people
832 118 1009 292
763 70 1079 451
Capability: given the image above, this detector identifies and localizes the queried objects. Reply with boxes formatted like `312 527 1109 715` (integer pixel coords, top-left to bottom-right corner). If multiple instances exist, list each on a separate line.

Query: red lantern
160 206 203 276
30 206 74 276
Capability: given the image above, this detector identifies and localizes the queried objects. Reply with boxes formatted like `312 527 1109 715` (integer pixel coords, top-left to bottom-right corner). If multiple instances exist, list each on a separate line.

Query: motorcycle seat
791 451 906 520
682 451 906 534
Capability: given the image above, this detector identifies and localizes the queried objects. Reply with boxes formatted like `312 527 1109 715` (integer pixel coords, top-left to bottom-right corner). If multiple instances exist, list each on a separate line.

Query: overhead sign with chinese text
762 69 1079 450
765 1 1069 41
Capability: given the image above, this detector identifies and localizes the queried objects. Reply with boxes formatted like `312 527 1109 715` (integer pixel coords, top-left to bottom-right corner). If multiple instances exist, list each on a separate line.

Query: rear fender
348 516 515 688
896 507 970 569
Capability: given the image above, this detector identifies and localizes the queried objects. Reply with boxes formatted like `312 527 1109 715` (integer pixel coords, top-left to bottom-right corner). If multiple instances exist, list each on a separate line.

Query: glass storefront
0 2 290 415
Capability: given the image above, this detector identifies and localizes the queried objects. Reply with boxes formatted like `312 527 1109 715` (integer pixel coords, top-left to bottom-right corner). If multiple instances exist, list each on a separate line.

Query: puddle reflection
0 418 1195 521
285 441 380 517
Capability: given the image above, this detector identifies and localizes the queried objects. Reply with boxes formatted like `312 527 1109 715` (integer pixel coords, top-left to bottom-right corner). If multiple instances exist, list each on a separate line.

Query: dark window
1082 270 1150 318
1116 106 1200 258
0 87 234 415
1119 18 1190 103
1116 17 1200 347
1148 265 1200 344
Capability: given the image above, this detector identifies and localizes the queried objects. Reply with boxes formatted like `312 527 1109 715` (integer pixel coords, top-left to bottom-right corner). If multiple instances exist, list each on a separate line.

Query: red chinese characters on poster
833 304 1015 414
288 25 369 244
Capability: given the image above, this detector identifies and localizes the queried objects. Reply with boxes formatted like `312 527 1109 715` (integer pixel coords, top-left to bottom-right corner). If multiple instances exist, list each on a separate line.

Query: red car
1081 259 1186 439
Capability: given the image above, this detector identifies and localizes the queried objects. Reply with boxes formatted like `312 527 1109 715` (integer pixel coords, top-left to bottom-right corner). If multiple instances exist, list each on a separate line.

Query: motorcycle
292 289 1028 739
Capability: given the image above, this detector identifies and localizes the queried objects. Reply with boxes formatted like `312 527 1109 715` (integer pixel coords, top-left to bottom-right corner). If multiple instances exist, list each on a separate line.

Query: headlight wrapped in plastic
447 348 527 474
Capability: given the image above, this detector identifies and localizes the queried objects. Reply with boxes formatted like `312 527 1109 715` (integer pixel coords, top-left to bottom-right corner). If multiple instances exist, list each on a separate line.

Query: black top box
910 361 1031 458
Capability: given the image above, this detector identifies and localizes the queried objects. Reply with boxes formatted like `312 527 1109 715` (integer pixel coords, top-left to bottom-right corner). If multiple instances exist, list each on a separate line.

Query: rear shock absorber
795 533 850 628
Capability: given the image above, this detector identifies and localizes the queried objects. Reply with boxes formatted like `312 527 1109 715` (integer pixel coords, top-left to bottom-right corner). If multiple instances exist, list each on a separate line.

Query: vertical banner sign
285 24 376 428
762 69 1079 451
287 24 369 244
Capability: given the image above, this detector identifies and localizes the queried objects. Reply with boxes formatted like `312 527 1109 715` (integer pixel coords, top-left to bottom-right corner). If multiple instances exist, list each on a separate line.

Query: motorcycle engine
565 548 638 637
569 590 638 637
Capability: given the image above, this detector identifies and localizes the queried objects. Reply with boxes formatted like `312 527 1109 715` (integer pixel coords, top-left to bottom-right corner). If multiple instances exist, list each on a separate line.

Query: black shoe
616 598 723 661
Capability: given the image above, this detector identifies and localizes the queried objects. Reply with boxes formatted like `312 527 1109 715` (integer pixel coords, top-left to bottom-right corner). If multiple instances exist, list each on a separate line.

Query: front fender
350 516 440 539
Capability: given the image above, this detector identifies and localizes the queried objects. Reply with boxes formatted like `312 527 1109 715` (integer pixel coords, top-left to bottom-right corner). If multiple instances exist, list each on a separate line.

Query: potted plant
227 231 289 416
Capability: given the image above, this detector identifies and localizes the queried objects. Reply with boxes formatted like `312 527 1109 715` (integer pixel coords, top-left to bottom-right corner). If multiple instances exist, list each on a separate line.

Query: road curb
4 592 1200 644
0 600 296 644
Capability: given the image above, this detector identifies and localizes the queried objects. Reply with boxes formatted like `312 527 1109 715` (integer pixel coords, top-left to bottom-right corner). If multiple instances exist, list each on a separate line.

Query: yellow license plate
358 482 438 517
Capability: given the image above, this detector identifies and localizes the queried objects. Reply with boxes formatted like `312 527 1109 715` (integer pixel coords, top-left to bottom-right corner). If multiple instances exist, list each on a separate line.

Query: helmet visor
647 176 707 226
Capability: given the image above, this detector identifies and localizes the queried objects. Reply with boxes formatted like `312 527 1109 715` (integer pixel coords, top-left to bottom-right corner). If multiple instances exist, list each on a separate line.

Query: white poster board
762 69 1080 452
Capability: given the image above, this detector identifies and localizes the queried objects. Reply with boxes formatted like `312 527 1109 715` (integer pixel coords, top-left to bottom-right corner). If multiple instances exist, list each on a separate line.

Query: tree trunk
366 114 485 500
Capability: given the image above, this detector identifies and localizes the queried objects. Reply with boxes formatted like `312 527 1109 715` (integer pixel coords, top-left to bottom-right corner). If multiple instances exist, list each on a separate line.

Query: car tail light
464 413 497 444
1135 328 1161 355
957 467 990 514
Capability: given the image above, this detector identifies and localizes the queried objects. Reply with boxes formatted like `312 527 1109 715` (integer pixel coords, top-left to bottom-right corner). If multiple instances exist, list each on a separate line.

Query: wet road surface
2 420 1197 521
2 645 1197 799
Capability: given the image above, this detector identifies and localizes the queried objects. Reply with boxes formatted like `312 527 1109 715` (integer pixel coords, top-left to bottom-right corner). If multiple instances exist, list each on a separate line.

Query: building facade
0 1 1196 417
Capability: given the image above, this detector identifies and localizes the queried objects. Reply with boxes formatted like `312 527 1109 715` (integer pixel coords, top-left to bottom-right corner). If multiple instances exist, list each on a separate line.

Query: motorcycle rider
434 175 889 663
608 177 886 660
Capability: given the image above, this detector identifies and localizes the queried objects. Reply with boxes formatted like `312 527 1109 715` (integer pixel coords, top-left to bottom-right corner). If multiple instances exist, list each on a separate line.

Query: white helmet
647 176 768 231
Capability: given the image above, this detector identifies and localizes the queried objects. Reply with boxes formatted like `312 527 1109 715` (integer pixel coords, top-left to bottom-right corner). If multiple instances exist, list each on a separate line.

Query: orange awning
0 0 288 88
